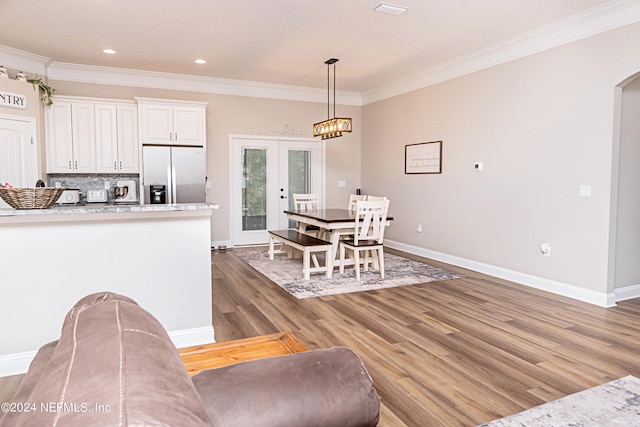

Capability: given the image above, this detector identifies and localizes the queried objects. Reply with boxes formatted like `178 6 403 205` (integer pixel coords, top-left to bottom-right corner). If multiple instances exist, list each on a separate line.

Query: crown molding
361 0 640 105
46 62 362 106
0 45 50 76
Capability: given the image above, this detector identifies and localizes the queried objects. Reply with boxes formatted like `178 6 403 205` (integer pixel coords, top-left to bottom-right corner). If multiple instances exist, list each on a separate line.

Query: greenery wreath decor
26 76 55 107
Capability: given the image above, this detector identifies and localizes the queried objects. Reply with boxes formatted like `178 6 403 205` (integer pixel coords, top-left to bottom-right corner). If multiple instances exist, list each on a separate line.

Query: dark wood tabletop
284 208 393 223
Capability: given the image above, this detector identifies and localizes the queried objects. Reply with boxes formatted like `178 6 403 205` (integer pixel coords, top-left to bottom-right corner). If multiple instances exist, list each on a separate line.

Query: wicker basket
0 187 65 209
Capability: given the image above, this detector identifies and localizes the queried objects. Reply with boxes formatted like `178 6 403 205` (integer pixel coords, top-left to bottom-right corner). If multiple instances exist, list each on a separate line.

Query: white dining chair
339 199 390 281
293 193 318 212
292 193 322 238
348 194 366 211
366 195 387 201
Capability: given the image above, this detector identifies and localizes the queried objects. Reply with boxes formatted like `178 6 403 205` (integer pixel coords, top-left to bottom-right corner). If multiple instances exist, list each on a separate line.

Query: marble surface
0 203 219 217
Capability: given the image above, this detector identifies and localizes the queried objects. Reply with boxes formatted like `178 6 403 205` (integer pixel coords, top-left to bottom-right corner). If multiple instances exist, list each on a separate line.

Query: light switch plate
579 185 591 197
338 180 346 188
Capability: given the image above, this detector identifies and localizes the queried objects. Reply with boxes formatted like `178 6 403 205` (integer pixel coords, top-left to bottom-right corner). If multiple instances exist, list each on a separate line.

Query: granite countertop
0 203 219 217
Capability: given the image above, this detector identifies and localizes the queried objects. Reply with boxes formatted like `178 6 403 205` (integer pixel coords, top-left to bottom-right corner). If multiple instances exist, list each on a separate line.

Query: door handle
280 195 287 199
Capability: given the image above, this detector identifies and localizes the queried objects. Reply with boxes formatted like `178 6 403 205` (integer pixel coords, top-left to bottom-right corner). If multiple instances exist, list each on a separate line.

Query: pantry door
230 136 324 246
0 115 38 208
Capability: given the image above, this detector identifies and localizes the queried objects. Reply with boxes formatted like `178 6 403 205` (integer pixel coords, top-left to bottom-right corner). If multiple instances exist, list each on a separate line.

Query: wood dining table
283 208 393 263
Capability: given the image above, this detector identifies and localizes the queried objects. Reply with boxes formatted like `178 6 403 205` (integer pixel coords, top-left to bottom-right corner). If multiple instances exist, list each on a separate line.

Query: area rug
235 249 464 299
478 375 640 427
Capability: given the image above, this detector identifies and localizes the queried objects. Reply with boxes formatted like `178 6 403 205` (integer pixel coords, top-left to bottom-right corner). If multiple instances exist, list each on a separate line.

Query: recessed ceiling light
194 59 206 64
374 3 408 15
102 49 117 54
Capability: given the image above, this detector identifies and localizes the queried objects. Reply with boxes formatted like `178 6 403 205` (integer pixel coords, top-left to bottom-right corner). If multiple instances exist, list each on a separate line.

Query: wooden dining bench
268 229 333 280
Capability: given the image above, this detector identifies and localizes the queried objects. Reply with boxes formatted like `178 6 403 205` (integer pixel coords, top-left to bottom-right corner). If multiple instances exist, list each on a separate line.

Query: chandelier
313 58 352 140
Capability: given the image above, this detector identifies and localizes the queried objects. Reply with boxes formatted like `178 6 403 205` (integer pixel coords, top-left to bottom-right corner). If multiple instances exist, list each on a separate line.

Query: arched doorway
610 71 640 300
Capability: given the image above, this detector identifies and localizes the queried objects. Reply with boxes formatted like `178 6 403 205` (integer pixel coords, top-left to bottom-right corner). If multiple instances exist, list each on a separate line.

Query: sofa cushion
192 346 380 427
1 292 212 427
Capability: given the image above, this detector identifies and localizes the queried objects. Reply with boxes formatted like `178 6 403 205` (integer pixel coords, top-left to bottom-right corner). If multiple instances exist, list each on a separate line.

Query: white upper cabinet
46 97 139 174
46 102 74 173
95 104 138 173
136 98 207 147
46 101 96 173
71 102 96 173
116 105 139 173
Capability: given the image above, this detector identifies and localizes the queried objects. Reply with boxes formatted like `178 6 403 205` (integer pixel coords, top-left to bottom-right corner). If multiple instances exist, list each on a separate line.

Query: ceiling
0 0 618 93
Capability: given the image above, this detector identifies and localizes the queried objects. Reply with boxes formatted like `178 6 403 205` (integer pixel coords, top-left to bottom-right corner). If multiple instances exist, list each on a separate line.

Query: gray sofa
0 292 380 426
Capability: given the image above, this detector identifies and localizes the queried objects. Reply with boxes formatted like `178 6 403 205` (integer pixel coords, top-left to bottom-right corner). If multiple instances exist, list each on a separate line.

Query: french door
231 136 324 245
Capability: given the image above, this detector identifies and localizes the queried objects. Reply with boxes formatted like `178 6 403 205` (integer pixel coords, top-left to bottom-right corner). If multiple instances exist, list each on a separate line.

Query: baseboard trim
169 326 216 349
0 349 39 377
385 240 616 308
0 326 215 377
615 283 640 302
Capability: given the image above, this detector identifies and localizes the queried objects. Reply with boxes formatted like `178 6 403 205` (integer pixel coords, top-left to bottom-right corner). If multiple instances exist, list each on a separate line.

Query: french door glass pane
287 150 311 227
241 148 267 231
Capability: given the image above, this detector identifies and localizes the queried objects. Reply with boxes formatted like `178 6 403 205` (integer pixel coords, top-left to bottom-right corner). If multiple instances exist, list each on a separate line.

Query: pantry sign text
0 89 27 110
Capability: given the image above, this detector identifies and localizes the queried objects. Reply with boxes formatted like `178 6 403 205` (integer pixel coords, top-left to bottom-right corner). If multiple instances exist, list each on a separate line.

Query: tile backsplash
47 174 140 204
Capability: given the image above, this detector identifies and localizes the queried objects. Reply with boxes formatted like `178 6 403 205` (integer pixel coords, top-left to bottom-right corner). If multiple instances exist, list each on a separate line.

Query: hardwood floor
211 247 640 426
4 247 640 426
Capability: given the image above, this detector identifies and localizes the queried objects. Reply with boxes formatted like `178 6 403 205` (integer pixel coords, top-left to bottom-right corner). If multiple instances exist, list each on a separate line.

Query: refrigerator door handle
166 165 173 204
172 165 178 204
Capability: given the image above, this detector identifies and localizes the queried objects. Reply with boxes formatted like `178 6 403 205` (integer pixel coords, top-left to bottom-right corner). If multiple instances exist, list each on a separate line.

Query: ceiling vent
374 3 408 15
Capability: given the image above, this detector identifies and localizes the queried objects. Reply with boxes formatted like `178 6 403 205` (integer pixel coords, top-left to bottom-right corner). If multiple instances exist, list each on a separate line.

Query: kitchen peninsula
0 203 218 375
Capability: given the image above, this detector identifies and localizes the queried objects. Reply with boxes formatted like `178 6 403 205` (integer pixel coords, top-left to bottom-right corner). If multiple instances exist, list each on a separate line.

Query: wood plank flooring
4 247 640 426
211 247 640 426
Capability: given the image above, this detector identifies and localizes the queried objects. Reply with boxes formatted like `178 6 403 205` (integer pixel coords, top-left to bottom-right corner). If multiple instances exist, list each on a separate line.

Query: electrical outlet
104 181 111 190
417 224 422 233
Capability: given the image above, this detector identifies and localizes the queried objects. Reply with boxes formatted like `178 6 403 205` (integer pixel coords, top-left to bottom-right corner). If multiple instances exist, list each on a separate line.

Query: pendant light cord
327 62 330 120
333 62 336 118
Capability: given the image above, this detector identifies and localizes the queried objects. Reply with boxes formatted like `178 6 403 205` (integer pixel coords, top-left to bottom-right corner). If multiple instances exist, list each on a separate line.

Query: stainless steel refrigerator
142 145 206 204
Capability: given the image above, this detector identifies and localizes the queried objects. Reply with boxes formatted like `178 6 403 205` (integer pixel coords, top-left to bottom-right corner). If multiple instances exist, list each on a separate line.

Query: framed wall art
405 141 442 174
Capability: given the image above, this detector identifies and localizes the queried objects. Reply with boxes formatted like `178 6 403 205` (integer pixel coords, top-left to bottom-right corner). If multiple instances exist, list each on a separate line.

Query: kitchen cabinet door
137 99 206 147
46 102 74 173
94 103 139 173
95 104 119 173
71 102 96 173
116 105 139 173
139 103 173 145
173 106 205 146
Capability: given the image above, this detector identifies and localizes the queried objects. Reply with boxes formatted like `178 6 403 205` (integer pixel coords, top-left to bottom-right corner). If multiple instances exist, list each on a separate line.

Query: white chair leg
354 250 361 281
371 250 380 270
378 248 385 279
363 250 370 272
339 245 346 273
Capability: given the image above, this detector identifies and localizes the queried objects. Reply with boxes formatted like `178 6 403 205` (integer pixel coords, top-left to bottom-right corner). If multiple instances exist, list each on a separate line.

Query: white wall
362 22 640 300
